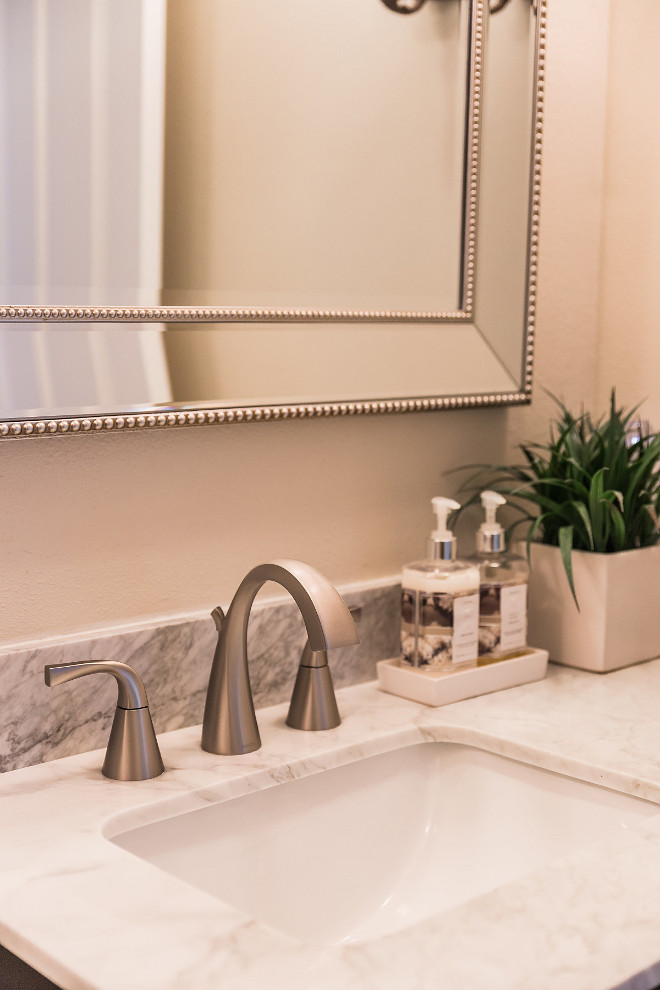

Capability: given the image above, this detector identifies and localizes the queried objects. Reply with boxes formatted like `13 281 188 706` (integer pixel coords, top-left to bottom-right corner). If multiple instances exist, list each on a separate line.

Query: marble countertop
4 660 660 990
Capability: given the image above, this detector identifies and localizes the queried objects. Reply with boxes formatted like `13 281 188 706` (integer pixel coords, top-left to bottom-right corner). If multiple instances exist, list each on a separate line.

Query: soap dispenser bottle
400 497 480 672
471 490 529 662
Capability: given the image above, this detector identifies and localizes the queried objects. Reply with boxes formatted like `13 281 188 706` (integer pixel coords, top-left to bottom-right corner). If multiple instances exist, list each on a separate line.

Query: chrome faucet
201 559 360 756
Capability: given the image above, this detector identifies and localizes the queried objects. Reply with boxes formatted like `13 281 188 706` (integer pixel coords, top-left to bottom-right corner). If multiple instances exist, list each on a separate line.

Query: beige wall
504 0 607 451
597 0 660 427
0 0 625 647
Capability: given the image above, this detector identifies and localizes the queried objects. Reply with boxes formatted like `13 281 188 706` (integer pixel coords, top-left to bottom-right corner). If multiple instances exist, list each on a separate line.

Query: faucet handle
44 660 165 781
286 605 361 732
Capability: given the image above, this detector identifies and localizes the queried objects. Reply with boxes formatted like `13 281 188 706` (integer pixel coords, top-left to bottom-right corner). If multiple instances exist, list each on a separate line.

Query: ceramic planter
527 543 660 673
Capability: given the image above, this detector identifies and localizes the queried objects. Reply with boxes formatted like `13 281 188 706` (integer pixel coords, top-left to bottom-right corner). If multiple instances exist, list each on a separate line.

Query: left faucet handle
44 660 165 781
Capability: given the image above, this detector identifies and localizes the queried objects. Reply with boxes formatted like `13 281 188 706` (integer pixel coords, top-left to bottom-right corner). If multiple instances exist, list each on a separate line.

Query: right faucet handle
44 660 164 781
286 605 361 732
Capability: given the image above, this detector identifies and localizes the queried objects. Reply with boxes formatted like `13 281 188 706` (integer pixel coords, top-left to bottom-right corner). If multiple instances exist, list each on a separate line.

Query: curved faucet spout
201 559 359 756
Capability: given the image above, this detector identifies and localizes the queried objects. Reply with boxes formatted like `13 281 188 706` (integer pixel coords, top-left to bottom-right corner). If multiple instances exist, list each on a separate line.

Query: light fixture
379 0 428 14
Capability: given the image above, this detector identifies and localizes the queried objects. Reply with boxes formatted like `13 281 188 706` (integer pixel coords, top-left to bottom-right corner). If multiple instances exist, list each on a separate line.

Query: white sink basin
109 742 658 946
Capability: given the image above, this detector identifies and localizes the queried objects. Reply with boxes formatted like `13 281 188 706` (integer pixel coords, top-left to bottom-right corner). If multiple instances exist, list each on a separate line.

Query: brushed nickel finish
201 560 360 755
1 305 468 325
286 605 362 732
44 660 164 781
101 706 164 782
0 392 532 439
286 651 341 732
0 0 547 438
45 659 149 708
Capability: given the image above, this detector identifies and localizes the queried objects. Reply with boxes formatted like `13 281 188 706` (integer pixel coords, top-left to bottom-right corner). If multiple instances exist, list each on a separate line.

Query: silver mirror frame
0 0 545 440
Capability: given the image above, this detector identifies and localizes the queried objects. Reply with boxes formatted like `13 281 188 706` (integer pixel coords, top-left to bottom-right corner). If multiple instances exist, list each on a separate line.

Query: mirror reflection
161 0 469 314
0 0 541 423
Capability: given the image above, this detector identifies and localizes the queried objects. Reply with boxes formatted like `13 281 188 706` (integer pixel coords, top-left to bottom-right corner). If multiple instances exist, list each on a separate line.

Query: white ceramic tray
377 648 549 707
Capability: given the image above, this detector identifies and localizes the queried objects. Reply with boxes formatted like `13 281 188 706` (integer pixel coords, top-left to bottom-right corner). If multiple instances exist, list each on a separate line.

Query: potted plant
454 390 660 672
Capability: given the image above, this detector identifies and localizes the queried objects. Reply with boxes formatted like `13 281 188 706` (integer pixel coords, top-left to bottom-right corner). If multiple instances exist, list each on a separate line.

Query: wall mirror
0 0 545 439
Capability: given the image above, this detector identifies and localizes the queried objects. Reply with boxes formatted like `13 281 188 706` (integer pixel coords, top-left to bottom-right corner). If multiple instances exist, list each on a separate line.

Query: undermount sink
108 742 658 946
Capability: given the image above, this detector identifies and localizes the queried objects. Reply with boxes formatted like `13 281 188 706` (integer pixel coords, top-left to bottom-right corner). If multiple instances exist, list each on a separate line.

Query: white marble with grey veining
0 581 400 773
3 661 660 989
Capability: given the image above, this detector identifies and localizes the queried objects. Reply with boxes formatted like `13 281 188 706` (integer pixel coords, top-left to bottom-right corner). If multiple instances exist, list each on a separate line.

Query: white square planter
527 543 660 672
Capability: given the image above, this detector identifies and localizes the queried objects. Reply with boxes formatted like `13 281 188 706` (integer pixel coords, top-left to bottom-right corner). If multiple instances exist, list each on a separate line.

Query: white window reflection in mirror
0 0 544 436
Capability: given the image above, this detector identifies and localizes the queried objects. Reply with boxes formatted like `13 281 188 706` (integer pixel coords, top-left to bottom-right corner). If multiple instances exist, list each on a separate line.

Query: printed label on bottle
478 582 527 656
451 593 480 664
500 583 528 652
401 588 479 668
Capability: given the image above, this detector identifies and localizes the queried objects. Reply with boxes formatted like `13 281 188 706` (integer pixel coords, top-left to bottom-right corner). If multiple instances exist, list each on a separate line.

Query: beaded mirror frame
0 0 546 440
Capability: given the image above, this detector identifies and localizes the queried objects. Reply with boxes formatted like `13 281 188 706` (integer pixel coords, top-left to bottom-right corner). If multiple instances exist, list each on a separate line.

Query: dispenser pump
477 490 506 553
428 496 460 561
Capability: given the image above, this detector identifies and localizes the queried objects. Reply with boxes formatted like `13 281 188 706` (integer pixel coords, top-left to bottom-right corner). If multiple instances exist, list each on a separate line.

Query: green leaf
608 503 626 552
571 501 594 550
558 525 579 610
525 514 548 565
588 468 608 549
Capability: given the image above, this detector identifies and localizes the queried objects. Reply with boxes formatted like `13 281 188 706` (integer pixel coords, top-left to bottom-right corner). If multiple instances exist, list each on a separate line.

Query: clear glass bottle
470 491 529 663
400 497 480 673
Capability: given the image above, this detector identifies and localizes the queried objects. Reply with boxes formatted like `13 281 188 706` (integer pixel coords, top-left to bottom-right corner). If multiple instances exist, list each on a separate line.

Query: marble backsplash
0 581 400 773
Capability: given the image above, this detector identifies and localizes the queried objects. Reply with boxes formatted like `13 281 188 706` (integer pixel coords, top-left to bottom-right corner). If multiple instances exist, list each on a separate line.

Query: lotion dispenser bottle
400 497 480 672
471 490 529 662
